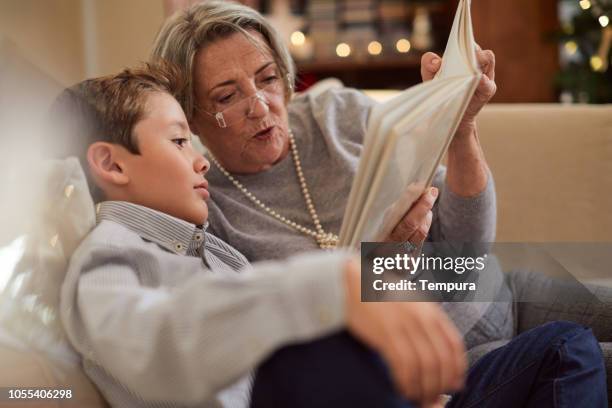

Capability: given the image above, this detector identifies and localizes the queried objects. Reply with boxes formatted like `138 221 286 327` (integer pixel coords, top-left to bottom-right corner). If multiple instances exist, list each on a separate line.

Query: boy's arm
62 247 348 405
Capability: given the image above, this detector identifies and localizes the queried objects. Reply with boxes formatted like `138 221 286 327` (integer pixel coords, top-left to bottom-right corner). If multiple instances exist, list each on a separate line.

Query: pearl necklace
208 131 339 249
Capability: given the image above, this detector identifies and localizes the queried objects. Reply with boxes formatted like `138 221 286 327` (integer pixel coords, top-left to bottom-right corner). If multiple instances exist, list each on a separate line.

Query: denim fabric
251 322 607 408
250 331 408 408
508 270 612 402
449 321 607 408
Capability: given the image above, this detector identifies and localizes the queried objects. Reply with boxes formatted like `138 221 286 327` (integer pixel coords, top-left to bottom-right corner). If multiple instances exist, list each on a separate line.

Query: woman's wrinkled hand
385 187 438 247
420 46 497 137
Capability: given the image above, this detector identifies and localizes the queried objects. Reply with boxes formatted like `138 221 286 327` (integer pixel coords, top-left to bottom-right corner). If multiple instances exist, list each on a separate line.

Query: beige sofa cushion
0 158 105 407
477 104 612 242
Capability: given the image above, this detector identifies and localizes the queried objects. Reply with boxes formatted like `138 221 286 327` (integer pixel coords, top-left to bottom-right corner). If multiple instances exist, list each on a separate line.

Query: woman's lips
253 126 274 140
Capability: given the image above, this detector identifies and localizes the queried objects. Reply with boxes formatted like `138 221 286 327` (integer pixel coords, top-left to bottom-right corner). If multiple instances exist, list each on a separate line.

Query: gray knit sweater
206 87 513 347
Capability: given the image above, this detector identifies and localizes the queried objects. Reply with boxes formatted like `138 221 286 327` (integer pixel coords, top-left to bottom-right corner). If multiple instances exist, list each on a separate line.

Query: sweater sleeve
429 165 497 244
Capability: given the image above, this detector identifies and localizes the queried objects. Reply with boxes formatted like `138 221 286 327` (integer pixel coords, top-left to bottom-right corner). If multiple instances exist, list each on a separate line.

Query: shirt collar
96 201 209 256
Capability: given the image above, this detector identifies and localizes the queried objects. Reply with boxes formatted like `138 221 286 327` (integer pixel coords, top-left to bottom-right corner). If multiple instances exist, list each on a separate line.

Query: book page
340 77 457 242
351 77 479 246
339 0 482 247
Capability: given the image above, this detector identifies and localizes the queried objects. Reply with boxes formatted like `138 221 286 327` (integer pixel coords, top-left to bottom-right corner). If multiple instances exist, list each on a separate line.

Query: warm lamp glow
336 43 351 58
579 0 591 10
396 39 411 53
599 15 610 28
290 31 306 46
367 41 383 55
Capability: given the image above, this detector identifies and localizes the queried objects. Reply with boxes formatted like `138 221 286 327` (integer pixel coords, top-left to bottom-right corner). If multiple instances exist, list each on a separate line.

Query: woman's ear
87 142 130 187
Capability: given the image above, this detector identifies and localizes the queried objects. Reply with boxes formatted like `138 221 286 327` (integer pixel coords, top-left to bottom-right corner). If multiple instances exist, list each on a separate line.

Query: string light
336 43 351 58
575 0 611 64
577 0 610 28
367 41 382 56
590 55 604 71
290 31 306 46
564 41 578 55
396 39 411 53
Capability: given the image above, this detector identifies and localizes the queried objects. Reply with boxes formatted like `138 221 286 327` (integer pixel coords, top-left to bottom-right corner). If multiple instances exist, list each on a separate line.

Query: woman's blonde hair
150 0 295 121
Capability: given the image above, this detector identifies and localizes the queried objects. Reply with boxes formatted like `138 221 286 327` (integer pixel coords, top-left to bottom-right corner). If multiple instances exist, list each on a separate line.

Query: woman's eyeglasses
196 81 283 128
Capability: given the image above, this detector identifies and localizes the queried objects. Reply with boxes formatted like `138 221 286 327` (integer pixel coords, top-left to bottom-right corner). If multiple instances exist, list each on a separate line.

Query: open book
338 0 482 248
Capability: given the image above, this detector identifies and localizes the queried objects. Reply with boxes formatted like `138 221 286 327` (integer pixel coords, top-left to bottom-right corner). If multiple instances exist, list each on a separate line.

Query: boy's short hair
50 60 185 202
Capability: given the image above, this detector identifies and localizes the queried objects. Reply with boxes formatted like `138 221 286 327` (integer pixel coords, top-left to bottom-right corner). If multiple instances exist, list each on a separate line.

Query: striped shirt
60 201 348 407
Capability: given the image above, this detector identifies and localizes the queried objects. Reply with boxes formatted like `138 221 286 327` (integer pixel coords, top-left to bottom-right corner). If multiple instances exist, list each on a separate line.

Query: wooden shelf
295 51 445 90
297 54 425 72
282 0 458 90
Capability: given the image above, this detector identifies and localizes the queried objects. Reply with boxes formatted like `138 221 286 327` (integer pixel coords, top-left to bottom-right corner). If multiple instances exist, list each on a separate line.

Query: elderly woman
152 1 494 255
152 0 510 349
151 0 612 367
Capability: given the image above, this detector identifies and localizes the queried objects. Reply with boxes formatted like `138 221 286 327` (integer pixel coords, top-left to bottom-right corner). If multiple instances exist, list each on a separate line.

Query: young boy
57 63 607 408
55 62 468 408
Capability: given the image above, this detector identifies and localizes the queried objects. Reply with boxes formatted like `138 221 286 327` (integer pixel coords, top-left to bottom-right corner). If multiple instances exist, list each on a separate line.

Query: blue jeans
250 321 607 408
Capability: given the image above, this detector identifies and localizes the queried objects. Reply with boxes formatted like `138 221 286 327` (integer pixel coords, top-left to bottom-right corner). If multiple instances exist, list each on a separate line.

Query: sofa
477 103 612 399
477 103 612 243
1 102 610 406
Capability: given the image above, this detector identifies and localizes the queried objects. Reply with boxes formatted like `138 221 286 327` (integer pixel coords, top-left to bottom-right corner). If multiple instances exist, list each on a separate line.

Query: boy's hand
343 260 467 405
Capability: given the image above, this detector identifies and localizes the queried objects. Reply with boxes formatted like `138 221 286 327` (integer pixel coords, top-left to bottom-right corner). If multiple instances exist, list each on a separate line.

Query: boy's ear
87 142 130 187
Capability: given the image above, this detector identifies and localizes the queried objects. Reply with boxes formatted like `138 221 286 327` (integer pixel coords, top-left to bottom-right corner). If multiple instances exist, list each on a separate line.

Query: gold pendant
316 232 339 249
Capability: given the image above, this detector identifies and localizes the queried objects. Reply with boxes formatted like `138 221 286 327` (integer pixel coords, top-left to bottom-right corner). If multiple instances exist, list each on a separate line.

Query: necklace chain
208 131 339 249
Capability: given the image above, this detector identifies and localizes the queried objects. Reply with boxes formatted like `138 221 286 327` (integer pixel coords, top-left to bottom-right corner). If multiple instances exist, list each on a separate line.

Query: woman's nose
246 93 269 119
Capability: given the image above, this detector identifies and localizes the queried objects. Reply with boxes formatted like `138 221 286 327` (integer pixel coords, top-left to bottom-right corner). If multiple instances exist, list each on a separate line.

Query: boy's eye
172 137 190 148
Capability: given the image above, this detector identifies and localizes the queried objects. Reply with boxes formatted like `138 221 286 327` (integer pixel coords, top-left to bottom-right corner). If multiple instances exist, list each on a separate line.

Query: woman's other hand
385 187 438 246
343 259 467 405
420 47 497 137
